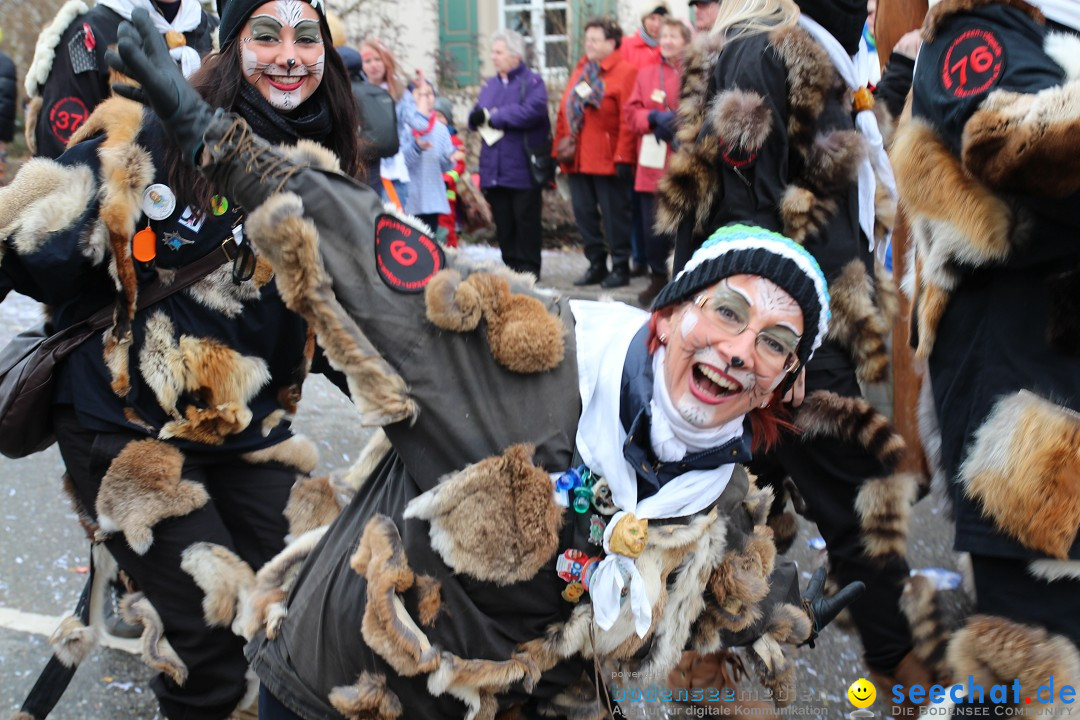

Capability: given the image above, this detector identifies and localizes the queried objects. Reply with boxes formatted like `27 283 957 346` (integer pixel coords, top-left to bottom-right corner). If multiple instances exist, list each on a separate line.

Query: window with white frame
499 0 569 81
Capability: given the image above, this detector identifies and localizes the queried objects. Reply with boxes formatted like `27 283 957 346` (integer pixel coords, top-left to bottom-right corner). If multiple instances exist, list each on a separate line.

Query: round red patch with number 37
941 28 1004 98
374 214 445 292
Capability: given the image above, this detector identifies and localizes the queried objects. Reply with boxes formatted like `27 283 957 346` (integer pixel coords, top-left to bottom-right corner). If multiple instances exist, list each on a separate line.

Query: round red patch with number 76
941 28 1004 99
374 214 445 292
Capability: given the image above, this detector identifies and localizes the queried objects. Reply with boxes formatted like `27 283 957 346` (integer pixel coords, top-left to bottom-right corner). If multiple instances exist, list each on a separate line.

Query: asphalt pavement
0 244 967 720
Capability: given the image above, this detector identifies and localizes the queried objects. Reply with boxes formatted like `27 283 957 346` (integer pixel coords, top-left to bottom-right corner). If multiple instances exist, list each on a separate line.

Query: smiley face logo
847 678 876 708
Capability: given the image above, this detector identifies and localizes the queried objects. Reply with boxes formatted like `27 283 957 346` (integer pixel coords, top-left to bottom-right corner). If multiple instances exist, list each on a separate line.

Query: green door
439 0 479 88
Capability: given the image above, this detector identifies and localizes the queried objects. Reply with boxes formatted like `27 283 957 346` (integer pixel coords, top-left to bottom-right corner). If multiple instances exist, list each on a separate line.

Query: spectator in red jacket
622 2 669 69
553 17 638 289
623 16 689 305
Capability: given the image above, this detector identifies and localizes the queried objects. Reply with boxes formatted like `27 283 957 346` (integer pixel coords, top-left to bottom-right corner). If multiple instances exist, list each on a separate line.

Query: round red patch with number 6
942 28 1004 98
374 214 445 292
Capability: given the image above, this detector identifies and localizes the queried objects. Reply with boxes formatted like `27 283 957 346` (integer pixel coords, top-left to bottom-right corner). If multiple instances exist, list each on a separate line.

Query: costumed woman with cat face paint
0 1 362 718
97 12 868 719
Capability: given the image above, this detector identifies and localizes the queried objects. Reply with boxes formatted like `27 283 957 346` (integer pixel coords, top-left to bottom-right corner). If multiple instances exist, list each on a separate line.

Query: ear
655 307 676 341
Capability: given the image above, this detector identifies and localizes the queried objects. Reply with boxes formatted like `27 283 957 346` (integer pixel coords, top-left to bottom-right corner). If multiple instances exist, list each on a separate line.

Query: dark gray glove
106 8 216 163
648 109 678 144
468 107 487 129
801 566 864 647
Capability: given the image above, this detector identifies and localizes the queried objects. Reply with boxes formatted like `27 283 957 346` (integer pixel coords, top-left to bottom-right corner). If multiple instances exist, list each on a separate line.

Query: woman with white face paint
87 21 870 715
0 2 363 719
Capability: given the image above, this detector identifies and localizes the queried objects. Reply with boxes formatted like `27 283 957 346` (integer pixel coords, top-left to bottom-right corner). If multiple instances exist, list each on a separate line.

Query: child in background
434 96 466 248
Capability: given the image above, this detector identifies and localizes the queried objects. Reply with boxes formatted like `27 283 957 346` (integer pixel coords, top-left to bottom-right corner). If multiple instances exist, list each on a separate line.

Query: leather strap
84 236 242 332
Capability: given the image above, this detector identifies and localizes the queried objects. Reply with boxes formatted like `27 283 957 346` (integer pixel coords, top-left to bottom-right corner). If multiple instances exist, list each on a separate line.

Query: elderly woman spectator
624 16 689 305
468 29 551 279
553 17 639 289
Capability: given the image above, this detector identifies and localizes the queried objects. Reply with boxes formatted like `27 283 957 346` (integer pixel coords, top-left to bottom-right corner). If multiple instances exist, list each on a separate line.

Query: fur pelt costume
893 0 1080 701
654 9 921 679
0 98 331 716
176 115 826 719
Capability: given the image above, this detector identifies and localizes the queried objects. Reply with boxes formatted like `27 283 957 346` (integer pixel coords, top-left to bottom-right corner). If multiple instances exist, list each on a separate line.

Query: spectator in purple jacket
468 29 551 279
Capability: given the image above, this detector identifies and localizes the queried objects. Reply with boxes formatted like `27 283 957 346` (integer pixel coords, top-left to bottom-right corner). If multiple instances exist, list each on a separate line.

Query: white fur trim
1028 559 1080 582
26 0 90 98
1046 31 1080 81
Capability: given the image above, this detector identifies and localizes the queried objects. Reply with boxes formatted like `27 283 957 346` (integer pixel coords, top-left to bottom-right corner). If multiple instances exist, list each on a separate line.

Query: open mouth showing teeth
267 76 305 91
692 363 743 402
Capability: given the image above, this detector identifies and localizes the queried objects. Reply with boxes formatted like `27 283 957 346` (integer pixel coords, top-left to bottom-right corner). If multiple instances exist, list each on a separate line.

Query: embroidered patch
48 96 89 144
374 214 444 292
68 26 97 74
941 28 1005 99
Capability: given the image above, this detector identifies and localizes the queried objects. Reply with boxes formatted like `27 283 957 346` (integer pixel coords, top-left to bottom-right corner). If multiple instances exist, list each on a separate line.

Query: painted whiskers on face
673 309 760 425
240 0 325 110
657 274 805 430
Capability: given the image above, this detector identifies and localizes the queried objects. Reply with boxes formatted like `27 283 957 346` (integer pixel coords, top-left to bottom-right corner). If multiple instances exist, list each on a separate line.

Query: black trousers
638 192 670 277
54 408 296 720
485 185 543 278
568 173 632 268
749 346 914 673
971 555 1080 647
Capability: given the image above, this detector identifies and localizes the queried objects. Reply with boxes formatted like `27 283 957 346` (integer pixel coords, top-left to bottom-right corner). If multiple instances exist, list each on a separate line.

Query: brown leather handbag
0 238 240 459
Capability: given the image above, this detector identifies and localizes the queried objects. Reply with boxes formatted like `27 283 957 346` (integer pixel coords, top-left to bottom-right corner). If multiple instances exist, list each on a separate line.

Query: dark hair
165 14 362 209
584 17 623 48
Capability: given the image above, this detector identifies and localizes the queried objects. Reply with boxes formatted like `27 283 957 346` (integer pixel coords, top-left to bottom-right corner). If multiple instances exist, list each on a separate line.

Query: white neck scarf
1031 0 1080 30
797 14 897 255
98 0 204 77
571 299 743 637
649 347 745 462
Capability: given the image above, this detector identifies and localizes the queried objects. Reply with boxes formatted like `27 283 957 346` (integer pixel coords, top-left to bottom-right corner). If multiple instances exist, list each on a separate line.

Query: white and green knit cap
652 224 831 367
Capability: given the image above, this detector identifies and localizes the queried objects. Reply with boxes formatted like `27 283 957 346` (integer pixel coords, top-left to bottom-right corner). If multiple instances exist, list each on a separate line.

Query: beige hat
640 1 670 22
326 12 346 48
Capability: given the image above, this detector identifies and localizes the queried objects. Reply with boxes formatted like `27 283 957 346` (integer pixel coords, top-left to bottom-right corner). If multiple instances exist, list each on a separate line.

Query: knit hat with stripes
652 224 830 369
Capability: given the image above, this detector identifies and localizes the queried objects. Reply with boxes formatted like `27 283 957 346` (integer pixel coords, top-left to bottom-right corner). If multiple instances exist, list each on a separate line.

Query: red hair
645 313 797 454
360 38 405 101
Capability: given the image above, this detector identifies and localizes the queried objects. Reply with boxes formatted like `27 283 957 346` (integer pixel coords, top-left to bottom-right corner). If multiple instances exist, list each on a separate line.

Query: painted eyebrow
249 14 284 27
719 279 752 302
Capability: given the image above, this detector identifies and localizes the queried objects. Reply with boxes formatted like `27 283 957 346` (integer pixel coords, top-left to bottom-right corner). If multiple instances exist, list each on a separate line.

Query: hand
451 148 466 164
892 29 922 59
468 107 488 128
106 8 215 163
800 567 865 647
649 110 677 143
615 162 634 183
782 369 805 407
415 139 432 151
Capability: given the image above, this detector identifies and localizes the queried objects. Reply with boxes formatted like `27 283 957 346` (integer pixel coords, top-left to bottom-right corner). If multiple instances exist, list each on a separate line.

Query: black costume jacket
895 0 1080 563
25 0 215 159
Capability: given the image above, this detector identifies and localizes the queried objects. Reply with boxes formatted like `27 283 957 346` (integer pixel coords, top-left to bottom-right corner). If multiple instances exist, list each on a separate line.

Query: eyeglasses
691 290 801 375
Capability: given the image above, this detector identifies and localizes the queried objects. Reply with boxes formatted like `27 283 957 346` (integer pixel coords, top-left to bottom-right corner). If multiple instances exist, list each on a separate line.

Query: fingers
831 580 866 609
112 83 148 106
803 565 827 600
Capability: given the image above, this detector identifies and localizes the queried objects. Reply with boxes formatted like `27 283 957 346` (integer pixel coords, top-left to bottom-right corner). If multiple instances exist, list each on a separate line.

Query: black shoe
630 261 648 278
574 262 608 286
601 263 631 289
637 272 668 306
